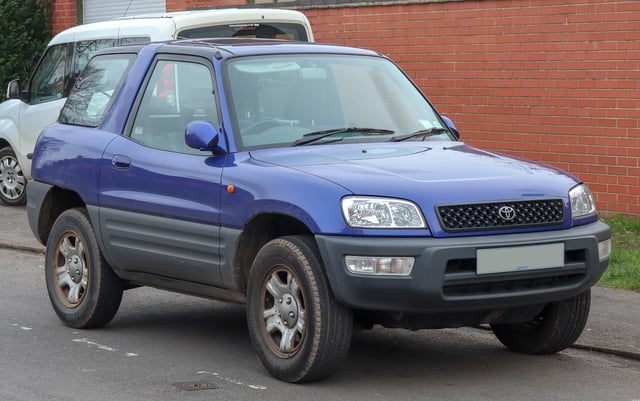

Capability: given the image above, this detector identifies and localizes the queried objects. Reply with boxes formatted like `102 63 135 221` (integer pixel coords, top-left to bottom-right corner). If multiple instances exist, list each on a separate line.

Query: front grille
437 199 565 232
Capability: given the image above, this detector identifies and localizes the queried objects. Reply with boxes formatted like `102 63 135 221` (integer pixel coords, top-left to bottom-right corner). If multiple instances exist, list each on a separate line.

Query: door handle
111 155 131 169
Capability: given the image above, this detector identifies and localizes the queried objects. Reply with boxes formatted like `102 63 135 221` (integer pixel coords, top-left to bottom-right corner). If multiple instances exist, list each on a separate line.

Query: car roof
129 8 311 27
100 38 381 60
48 8 313 46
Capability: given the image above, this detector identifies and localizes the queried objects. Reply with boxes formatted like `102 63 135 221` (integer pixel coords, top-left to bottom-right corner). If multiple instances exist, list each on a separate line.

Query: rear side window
73 37 150 76
73 39 117 76
179 23 308 41
119 36 150 45
60 53 136 127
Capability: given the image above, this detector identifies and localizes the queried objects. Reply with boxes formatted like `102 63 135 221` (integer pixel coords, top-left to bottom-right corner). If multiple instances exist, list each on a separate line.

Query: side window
73 39 117 77
59 54 135 127
131 59 218 154
29 44 68 104
119 36 150 45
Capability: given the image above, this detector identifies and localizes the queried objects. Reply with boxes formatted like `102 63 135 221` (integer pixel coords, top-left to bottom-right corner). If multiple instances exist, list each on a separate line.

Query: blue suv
27 39 611 383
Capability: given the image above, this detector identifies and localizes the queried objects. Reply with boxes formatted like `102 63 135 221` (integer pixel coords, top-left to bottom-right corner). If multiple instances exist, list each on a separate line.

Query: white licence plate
476 243 564 275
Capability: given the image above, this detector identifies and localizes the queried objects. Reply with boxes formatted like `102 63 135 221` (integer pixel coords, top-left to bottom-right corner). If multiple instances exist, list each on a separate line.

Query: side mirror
6 79 21 100
441 116 460 139
185 121 225 153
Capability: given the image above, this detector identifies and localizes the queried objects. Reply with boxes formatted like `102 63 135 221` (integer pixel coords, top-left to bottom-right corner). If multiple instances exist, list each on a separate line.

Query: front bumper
316 220 610 314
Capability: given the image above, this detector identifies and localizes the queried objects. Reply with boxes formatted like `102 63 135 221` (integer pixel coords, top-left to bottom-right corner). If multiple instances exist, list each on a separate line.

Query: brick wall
49 0 640 216
303 0 640 217
165 0 244 10
50 0 78 33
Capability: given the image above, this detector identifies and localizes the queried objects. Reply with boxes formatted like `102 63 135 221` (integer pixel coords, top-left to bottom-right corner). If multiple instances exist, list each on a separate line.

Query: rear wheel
45 208 123 328
246 235 352 383
0 147 26 206
491 289 591 354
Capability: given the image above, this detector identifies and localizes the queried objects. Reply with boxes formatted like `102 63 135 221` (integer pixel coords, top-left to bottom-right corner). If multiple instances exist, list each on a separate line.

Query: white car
0 8 313 205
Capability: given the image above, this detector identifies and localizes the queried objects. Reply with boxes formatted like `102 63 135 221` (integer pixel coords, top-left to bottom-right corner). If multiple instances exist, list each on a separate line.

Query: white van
0 8 313 205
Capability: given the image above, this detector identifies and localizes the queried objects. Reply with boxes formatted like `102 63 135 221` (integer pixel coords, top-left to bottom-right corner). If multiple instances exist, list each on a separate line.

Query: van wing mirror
6 79 21 100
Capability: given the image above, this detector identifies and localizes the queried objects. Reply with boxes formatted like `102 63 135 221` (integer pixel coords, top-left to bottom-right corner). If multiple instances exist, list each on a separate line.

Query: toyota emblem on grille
498 206 516 221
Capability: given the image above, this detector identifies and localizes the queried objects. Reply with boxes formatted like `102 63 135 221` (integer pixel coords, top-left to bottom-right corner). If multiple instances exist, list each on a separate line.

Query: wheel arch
234 212 314 294
32 185 86 246
0 107 20 152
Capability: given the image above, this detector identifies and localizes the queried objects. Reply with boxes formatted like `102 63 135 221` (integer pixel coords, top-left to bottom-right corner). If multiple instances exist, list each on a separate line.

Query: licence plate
476 243 564 275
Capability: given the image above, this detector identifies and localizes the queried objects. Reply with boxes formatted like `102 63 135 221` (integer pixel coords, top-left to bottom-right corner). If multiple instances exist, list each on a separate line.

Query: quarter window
59 54 135 127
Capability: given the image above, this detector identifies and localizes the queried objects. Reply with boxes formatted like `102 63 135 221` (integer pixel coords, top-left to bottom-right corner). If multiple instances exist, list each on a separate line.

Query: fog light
345 256 414 276
598 239 612 261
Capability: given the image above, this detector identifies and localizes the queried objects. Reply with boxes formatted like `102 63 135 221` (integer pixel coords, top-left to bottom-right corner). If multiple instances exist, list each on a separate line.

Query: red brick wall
303 0 640 217
50 0 78 33
166 0 244 9
49 0 640 216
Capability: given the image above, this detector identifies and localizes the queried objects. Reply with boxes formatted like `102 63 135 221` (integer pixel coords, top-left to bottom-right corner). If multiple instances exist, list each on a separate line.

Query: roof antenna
123 0 134 17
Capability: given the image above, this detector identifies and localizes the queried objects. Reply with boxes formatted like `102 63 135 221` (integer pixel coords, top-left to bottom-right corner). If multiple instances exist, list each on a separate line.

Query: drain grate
173 381 217 391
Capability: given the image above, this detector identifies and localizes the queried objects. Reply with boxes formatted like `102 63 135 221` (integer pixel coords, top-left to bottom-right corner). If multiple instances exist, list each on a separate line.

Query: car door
98 56 227 287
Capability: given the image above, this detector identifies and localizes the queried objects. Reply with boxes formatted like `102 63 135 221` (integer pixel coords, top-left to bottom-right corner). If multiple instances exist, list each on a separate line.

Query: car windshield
225 54 453 150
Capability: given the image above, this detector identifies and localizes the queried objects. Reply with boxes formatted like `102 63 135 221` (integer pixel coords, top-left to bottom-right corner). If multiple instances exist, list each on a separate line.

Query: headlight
341 196 426 228
569 184 597 218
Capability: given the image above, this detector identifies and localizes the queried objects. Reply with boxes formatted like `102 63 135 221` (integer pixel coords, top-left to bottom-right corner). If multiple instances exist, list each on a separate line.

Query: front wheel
246 236 352 383
0 147 26 206
45 208 123 328
491 289 591 354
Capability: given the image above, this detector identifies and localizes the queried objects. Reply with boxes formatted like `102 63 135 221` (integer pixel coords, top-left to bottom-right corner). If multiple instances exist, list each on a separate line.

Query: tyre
0 147 26 206
491 289 591 354
45 208 123 329
246 235 352 383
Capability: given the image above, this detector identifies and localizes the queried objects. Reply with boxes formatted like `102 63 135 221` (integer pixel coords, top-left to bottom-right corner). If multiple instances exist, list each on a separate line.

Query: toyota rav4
27 39 611 383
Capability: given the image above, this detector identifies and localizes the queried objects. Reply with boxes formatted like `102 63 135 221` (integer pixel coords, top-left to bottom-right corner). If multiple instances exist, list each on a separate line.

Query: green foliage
0 0 53 92
599 216 640 292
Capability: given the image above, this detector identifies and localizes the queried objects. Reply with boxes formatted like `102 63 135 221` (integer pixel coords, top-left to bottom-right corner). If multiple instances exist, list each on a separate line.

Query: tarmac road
1 247 639 400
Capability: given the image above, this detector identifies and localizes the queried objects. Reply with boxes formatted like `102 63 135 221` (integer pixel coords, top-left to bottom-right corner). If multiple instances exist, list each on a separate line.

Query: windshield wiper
293 127 395 146
389 127 450 142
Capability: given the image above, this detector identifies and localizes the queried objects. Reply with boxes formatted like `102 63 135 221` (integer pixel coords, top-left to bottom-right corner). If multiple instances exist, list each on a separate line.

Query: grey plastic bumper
316 221 611 313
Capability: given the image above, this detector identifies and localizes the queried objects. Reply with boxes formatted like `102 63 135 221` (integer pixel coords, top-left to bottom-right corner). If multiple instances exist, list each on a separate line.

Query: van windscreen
178 23 308 42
